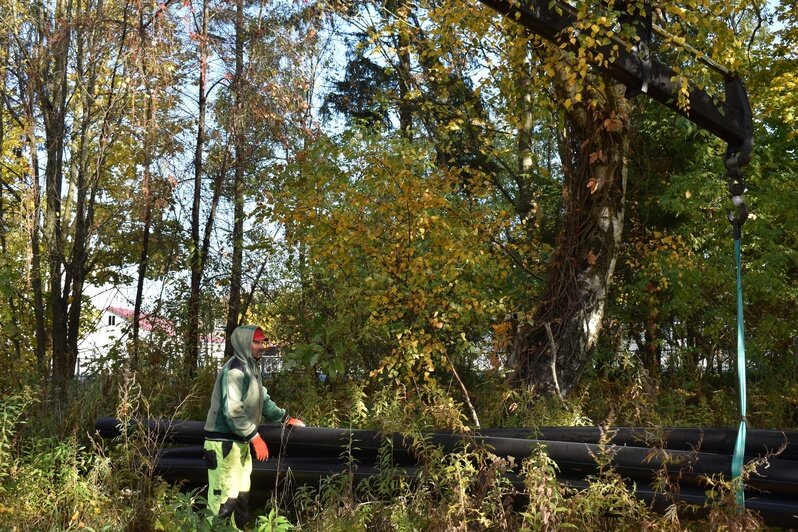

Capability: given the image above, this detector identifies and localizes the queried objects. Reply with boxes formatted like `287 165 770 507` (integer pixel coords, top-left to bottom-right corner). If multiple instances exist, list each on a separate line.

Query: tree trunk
22 73 48 377
40 0 73 399
133 98 153 368
514 34 537 240
642 316 662 373
64 0 125 383
397 0 412 136
0 71 22 360
186 0 209 373
224 0 245 358
133 8 155 368
64 13 95 382
510 80 630 397
384 0 412 136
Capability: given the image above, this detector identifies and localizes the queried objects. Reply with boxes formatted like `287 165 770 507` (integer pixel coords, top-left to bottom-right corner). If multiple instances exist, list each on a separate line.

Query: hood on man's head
230 325 261 363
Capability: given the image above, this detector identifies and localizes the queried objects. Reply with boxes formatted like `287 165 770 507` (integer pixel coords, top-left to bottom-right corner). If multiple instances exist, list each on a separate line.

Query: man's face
251 339 267 360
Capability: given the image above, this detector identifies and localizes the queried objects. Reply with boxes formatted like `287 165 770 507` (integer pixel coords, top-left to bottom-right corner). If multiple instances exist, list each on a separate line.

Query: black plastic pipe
151 446 798 527
95 418 798 460
97 418 798 495
477 426 798 460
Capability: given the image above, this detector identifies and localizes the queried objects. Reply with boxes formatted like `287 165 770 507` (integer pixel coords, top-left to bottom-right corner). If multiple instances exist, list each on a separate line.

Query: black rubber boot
218 496 237 521
234 491 250 529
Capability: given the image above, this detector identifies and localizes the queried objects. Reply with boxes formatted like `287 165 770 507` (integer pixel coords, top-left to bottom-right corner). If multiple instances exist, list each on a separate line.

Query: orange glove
286 417 305 427
250 433 269 461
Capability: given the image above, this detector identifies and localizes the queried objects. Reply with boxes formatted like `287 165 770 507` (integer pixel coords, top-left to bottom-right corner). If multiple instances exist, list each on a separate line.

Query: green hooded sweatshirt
204 325 287 442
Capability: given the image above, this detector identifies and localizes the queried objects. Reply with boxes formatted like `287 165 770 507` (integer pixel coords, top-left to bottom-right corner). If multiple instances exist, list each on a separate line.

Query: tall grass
0 359 785 531
0 372 217 531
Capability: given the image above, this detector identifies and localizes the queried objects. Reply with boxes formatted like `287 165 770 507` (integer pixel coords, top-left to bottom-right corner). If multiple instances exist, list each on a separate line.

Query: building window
108 315 116 326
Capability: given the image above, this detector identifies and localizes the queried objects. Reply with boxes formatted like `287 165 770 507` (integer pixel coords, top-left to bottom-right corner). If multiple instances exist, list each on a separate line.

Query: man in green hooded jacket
204 324 304 528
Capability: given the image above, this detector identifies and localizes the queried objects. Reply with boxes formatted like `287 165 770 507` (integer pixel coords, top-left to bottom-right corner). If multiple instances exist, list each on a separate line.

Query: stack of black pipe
95 418 798 527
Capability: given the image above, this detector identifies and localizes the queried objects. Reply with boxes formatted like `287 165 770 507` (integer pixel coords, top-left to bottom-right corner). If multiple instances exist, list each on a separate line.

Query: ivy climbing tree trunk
510 79 630 397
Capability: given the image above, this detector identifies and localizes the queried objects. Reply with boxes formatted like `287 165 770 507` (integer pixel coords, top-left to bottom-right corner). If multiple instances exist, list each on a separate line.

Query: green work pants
204 439 252 529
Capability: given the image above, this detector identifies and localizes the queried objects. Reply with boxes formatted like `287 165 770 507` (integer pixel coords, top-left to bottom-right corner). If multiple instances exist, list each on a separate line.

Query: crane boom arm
478 0 752 160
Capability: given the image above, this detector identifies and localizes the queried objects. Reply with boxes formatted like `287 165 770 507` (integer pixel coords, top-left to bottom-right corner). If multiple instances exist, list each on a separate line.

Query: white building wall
78 307 225 375
77 309 128 376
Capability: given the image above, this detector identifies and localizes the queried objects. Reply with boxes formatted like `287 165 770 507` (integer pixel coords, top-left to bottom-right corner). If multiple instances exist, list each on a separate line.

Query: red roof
203 334 225 344
107 306 176 335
